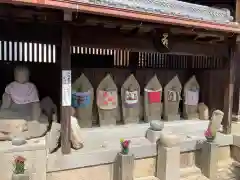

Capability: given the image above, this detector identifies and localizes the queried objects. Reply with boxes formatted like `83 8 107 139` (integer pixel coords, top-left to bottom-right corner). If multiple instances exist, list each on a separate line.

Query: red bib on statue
148 91 161 104
97 90 118 110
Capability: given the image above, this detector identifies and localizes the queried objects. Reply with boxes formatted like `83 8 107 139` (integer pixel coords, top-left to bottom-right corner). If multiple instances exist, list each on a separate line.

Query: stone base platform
1 119 238 180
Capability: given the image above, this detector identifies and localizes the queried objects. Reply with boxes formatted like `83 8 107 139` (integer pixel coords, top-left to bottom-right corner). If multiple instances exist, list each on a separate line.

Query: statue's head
14 66 30 84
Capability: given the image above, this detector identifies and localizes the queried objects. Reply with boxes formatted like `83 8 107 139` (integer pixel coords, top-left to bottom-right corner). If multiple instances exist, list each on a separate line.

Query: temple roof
86 0 233 24
1 0 240 33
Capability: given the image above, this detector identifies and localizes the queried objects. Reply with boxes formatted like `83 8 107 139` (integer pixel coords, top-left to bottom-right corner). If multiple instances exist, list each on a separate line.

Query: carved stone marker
115 153 134 180
121 74 140 124
72 73 94 128
198 102 209 120
157 134 180 180
144 75 163 122
183 76 200 120
201 142 218 180
163 76 182 121
208 110 224 135
97 74 118 126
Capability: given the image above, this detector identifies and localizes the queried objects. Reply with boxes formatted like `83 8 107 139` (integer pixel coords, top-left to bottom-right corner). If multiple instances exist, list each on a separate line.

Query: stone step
135 176 159 180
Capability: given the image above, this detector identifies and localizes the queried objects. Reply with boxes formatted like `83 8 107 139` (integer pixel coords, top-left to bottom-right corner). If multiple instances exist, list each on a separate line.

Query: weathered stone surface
121 74 140 124
144 75 163 122
198 102 209 120
146 129 162 143
72 73 94 128
159 133 180 147
11 137 27 146
163 75 182 121
183 76 200 120
0 139 47 180
157 138 180 180
70 116 83 150
0 118 27 134
208 110 224 135
150 120 164 131
201 142 218 180
114 153 134 180
97 74 118 126
12 173 29 180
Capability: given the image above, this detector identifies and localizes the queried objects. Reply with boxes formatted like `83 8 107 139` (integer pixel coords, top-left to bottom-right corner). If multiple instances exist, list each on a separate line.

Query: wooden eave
2 0 240 34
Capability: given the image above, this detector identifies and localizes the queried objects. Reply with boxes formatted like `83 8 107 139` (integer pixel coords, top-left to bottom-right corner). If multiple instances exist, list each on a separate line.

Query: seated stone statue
0 66 49 141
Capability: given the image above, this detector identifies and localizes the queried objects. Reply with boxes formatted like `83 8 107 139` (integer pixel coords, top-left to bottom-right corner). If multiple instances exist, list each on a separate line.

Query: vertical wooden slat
48 44 52 63
43 44 47 63
29 42 33 62
53 44 56 63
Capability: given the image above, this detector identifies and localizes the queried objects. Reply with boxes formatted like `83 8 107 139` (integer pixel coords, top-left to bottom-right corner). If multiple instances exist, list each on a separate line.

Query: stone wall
0 137 47 180
47 145 232 180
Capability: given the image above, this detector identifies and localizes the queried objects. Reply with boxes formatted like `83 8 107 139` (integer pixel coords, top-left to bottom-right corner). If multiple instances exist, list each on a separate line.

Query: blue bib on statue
72 91 91 108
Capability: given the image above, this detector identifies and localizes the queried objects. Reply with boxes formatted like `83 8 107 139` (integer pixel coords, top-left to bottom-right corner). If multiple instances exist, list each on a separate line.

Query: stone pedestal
0 137 47 180
156 135 180 180
201 142 218 180
146 129 162 143
115 153 134 180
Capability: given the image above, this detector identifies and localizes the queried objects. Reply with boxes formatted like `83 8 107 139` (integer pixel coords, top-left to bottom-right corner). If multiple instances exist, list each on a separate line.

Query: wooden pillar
60 11 72 154
223 36 238 134
236 0 240 22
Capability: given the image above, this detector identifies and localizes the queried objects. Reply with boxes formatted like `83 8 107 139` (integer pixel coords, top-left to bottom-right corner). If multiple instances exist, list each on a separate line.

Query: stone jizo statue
144 75 163 122
183 76 200 120
121 74 140 124
97 74 118 126
0 66 49 141
72 73 94 128
163 76 182 121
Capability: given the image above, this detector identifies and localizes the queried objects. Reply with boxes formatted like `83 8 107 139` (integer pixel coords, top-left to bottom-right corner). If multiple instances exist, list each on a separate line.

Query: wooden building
0 0 240 155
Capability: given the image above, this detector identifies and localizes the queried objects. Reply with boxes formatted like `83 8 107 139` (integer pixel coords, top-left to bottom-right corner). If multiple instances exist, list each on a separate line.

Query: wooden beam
60 12 72 154
223 36 237 134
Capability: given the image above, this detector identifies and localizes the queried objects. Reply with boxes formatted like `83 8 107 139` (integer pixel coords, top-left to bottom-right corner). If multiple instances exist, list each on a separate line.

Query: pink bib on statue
5 81 39 104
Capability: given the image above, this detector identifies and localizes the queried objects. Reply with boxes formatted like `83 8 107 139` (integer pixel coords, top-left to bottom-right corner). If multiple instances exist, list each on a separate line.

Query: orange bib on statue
97 90 118 110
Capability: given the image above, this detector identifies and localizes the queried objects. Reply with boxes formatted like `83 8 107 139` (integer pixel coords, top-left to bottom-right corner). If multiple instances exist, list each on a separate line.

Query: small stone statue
121 74 140 124
198 102 209 120
163 76 182 121
0 66 49 141
183 76 200 120
208 110 224 136
144 75 163 122
97 74 118 126
72 73 94 128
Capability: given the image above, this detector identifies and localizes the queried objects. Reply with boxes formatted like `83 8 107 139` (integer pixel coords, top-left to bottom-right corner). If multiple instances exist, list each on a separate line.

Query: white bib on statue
185 90 199 106
5 81 39 104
